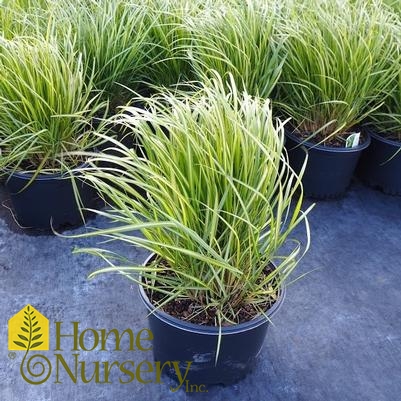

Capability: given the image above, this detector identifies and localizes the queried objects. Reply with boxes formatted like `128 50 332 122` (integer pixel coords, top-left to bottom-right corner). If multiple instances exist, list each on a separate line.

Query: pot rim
364 128 401 148
4 162 89 181
138 253 286 335
285 129 371 153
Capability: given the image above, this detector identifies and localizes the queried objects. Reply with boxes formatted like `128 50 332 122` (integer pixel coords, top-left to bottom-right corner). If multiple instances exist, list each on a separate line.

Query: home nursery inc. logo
7 304 206 393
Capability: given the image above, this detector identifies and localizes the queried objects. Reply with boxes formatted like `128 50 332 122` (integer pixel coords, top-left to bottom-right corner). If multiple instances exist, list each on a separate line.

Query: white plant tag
346 132 360 148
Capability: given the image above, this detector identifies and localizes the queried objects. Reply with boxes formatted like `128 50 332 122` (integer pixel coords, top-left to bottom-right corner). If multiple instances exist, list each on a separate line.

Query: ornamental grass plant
140 0 203 88
72 74 313 326
0 0 51 39
0 36 106 175
189 0 284 99
276 0 400 145
367 65 401 141
57 0 155 102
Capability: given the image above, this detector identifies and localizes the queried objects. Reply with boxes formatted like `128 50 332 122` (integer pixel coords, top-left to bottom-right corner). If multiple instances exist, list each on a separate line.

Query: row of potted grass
277 0 401 197
1 0 401 211
0 0 400 385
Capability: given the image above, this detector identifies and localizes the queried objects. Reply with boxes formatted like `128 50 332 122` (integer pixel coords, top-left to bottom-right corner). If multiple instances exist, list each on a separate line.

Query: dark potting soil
293 129 368 148
144 260 278 326
6 155 89 173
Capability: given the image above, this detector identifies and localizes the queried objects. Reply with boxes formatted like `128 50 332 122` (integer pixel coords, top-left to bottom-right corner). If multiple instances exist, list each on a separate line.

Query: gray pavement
1 181 401 401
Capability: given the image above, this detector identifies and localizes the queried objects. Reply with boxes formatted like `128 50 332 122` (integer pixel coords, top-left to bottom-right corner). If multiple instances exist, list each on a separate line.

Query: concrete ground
1 180 400 401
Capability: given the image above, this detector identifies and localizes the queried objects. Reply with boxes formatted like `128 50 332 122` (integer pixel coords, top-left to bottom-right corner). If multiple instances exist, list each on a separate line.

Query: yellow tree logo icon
8 305 51 385
8 304 49 351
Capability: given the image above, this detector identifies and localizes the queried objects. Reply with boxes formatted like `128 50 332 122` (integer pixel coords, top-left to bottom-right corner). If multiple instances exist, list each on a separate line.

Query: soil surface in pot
8 155 88 173
144 259 278 326
292 128 368 148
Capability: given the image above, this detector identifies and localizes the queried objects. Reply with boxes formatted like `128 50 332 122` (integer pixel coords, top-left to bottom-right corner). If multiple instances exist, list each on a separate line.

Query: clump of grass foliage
56 0 155 102
0 0 52 39
276 0 400 144
366 68 401 141
189 0 284 98
72 73 313 326
0 36 106 174
365 5 401 142
140 0 205 88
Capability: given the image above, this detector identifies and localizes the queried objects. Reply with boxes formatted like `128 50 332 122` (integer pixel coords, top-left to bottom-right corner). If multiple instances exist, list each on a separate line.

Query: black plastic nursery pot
139 254 286 386
285 130 371 199
4 167 98 230
356 131 401 195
